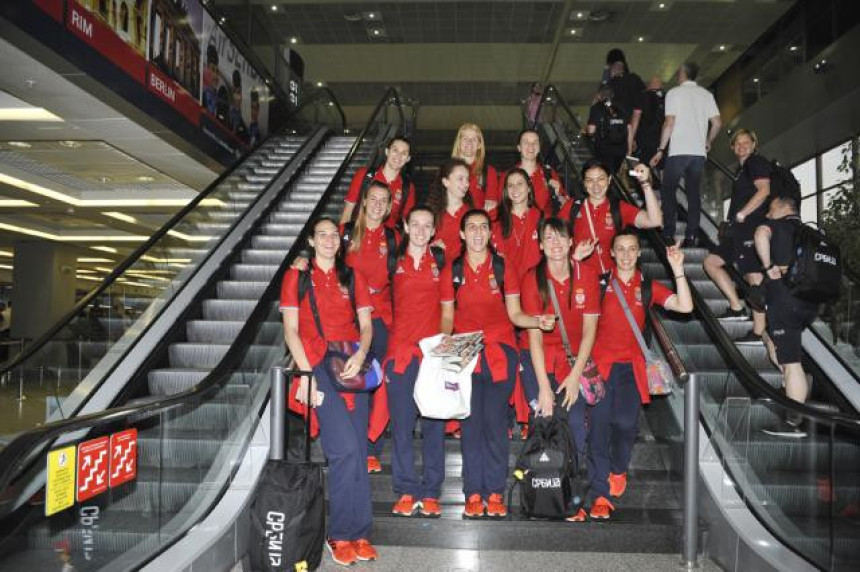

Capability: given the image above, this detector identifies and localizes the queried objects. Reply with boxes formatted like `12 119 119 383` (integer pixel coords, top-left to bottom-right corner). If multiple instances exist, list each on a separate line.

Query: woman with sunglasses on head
451 123 499 211
281 217 377 567
439 209 554 519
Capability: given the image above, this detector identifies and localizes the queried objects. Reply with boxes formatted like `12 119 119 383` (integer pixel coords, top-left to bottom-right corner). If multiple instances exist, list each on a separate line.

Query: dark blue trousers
461 344 517 497
385 357 446 499
519 350 589 460
661 154 704 241
313 364 373 540
588 362 640 500
368 318 389 458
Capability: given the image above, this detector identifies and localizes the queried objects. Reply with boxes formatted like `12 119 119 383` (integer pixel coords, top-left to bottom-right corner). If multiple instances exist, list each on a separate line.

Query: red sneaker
352 538 378 561
589 496 615 520
566 508 588 522
392 494 418 516
609 472 628 498
367 455 382 474
419 497 442 517
486 493 507 518
463 494 485 518
326 538 357 566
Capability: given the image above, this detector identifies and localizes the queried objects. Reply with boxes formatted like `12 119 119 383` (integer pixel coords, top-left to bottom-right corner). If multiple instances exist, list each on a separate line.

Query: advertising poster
67 0 152 83
147 0 204 124
200 11 270 151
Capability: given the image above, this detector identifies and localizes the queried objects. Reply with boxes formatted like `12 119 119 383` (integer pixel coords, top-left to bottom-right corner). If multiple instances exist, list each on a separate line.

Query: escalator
0 88 407 570
539 84 860 571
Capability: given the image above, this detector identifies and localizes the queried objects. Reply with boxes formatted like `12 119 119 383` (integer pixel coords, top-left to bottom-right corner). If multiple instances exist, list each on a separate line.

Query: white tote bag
413 334 478 420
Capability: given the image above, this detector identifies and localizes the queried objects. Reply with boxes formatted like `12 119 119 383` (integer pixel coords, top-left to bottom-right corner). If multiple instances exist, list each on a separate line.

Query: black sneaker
735 331 763 345
717 306 749 321
681 237 700 248
762 420 808 439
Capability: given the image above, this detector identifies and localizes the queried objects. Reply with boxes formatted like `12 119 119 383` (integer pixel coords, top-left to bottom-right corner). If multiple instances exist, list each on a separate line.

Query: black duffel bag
249 376 325 571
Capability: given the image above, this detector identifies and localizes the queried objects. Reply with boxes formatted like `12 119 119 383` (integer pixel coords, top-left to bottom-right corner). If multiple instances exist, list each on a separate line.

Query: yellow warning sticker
46 445 76 517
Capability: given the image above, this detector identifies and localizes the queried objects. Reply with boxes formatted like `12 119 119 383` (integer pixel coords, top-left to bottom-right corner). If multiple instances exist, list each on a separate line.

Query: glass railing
0 88 407 571
0 92 347 451
541 84 860 570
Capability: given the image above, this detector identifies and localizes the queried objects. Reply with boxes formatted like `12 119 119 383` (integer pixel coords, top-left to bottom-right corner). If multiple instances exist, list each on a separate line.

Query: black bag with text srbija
249 380 324 571
508 406 582 519
783 220 842 303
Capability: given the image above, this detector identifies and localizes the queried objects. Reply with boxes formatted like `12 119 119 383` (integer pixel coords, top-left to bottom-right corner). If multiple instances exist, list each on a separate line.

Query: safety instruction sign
76 436 109 502
109 428 138 488
46 445 77 516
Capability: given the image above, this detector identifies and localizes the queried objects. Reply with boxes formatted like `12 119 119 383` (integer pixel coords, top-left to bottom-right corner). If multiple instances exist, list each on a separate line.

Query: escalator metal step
216 280 269 299
201 298 257 320
229 263 280 281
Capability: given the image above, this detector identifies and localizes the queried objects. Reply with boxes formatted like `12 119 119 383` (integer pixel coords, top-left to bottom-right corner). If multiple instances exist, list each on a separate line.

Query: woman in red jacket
440 209 554 519
427 158 473 260
340 136 415 229
386 206 451 518
451 123 499 211
341 180 397 472
586 229 692 521
508 129 568 217
520 218 600 521
281 217 377 566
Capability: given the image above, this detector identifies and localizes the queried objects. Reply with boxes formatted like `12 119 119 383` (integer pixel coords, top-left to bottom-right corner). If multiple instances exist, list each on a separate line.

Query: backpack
783 220 842 303
508 406 583 519
761 159 801 203
597 102 628 147
451 251 505 302
568 196 623 234
341 222 398 277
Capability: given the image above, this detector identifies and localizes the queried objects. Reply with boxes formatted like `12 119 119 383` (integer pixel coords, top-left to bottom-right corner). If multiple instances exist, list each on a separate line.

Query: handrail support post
682 372 701 568
270 366 286 461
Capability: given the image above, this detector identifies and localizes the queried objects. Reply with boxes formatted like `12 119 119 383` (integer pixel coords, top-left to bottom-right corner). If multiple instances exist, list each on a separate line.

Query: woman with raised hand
386 206 450 519
560 158 662 278
440 209 554 520
426 158 473 260
281 217 378 567
586 229 692 522
451 123 499 211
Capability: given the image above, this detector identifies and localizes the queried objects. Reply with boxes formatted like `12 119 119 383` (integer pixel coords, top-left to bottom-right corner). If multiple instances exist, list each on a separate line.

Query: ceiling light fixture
719 45 726 51
316 81 323 87
638 36 645 42
7 141 32 149
167 229 214 242
290 37 298 44
0 108 63 122
59 140 82 148
0 222 148 241
136 175 155 182
0 250 12 257
789 45 798 52
77 275 102 282
219 17 226 24
0 264 13 271
753 77 760 83
0 200 38 207
271 5 278 12
102 211 138 224
77 257 114 263
98 176 111 183
92 246 118 254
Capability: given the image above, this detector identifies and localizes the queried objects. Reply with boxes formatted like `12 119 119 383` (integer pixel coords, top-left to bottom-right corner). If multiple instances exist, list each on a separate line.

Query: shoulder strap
491 252 506 296
609 194 623 232
341 221 354 250
451 255 465 297
610 277 654 361
569 199 584 227
547 279 576 367
384 227 397 277
430 245 446 270
300 269 325 339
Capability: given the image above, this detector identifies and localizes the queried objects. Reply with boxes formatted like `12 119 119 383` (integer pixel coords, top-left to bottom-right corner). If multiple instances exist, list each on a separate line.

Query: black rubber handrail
0 89 347 377
542 83 860 432
0 87 406 509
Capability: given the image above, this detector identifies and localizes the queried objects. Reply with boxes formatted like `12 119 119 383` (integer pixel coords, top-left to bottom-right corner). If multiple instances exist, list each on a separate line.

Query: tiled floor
232 547 724 571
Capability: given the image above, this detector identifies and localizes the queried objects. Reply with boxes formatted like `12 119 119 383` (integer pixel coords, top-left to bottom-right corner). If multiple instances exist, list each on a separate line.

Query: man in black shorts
703 129 770 344
755 195 818 438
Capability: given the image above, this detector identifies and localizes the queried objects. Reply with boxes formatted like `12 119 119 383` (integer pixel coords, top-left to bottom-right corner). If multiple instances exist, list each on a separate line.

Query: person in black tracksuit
704 129 771 343
587 85 630 177
630 77 665 172
754 195 819 438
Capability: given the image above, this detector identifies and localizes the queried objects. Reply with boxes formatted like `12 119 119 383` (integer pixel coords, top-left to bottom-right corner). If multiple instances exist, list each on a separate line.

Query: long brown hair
425 158 473 227
349 181 392 253
497 168 536 238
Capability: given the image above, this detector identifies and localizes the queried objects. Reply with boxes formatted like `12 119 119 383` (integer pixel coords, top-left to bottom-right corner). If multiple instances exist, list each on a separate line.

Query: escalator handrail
0 116 332 378
0 87 406 508
291 87 347 133
542 84 860 432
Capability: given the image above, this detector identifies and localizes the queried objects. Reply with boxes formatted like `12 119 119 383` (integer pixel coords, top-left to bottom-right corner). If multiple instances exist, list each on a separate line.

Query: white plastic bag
414 334 479 420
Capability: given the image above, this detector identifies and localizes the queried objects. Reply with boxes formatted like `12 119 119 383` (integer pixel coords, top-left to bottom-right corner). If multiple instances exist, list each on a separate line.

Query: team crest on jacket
574 287 586 306
379 241 388 256
394 188 402 202
634 286 642 303
430 262 440 278
605 212 613 227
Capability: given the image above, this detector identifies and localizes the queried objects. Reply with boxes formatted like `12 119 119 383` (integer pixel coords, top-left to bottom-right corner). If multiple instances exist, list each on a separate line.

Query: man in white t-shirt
650 62 722 247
